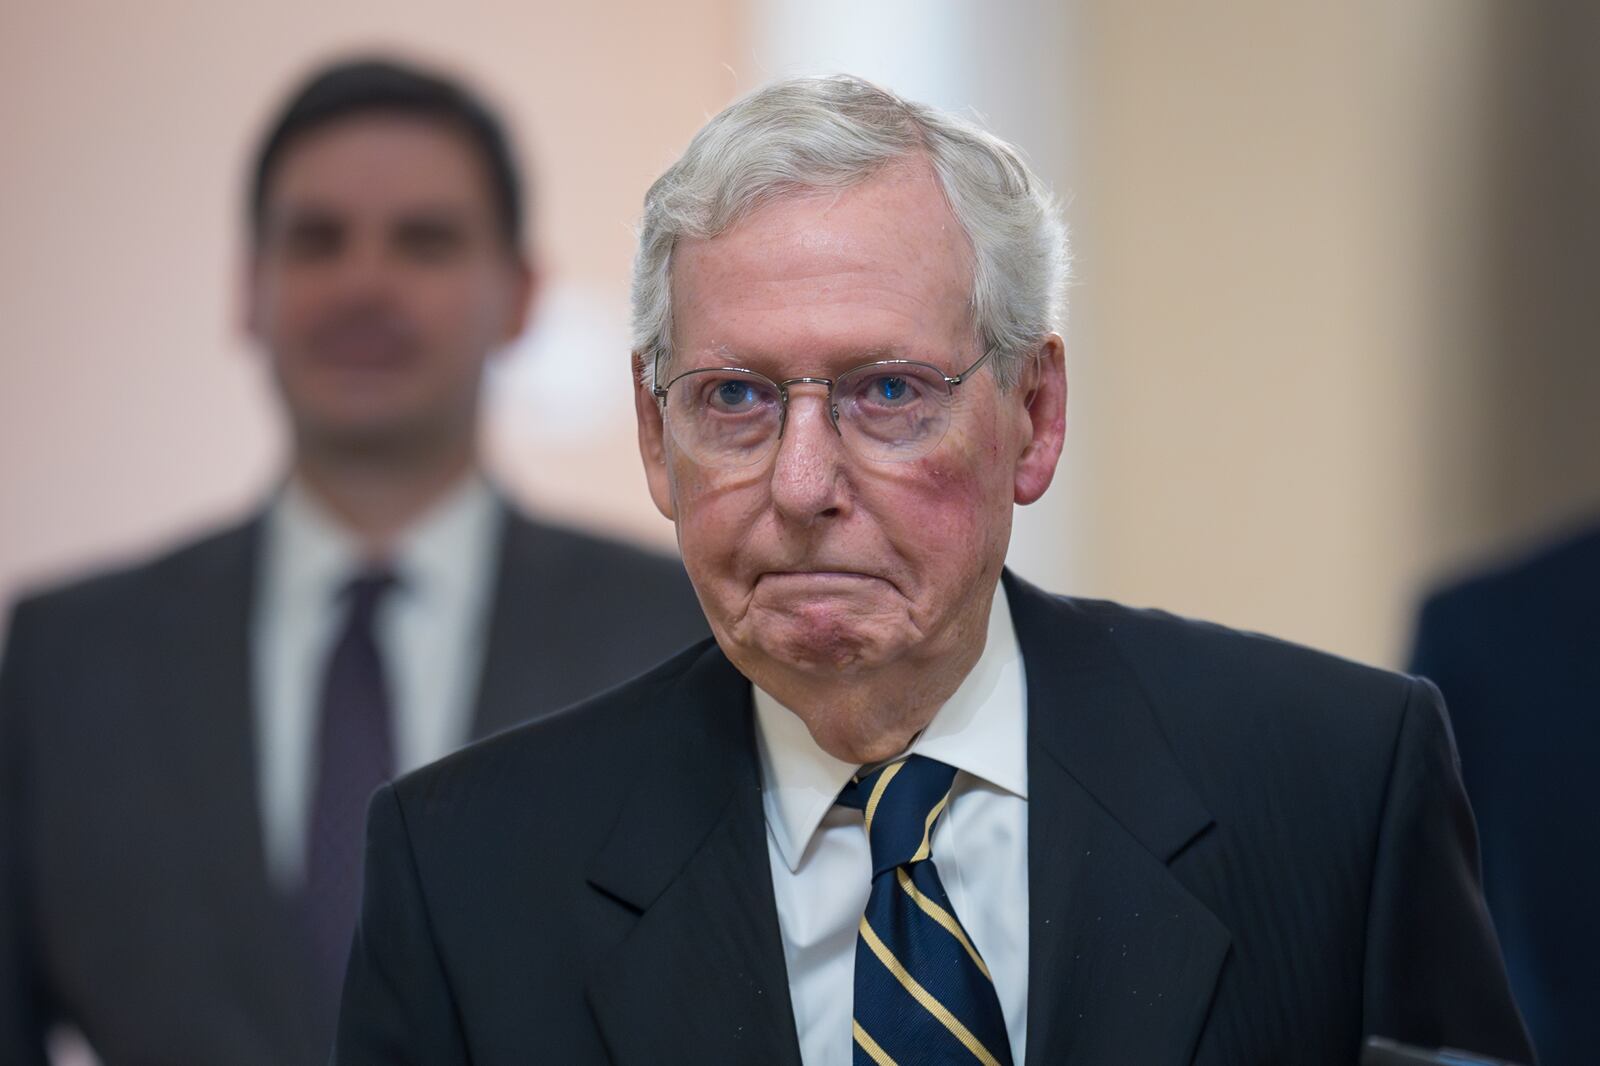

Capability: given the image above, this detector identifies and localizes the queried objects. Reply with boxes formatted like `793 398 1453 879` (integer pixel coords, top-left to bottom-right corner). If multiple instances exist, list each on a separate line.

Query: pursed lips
755 569 892 589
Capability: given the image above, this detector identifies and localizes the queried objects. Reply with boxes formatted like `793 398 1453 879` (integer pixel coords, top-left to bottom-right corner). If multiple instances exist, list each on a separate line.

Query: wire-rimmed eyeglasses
652 348 995 467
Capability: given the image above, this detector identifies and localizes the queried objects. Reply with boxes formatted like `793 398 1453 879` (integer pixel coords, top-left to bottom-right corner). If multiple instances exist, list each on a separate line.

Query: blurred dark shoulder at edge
1417 514 1600 615
2 513 259 638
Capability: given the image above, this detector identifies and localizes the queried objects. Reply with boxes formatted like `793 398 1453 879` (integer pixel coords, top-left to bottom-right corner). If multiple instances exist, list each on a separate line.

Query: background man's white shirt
754 581 1030 1066
253 475 500 891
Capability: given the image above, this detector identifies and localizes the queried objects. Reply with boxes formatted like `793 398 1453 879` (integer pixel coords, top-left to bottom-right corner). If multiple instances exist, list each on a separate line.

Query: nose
328 232 401 304
768 386 848 524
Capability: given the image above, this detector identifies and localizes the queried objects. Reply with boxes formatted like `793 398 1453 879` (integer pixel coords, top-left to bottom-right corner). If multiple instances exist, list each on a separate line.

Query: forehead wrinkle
684 341 939 377
682 268 968 349
692 225 971 296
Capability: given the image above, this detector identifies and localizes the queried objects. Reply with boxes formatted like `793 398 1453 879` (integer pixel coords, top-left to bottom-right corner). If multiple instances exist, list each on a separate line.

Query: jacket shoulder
5 518 257 641
496 514 707 658
1419 521 1600 621
1411 521 1600 673
1017 589 1425 797
502 514 698 608
505 513 683 577
390 637 719 813
1071 594 1413 712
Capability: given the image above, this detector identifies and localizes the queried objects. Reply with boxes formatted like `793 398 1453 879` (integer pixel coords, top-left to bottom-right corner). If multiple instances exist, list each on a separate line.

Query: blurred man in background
0 57 706 1065
1411 521 1600 1066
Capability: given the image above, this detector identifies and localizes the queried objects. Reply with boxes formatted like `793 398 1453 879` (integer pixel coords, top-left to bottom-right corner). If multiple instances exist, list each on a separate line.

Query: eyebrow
265 201 475 229
391 206 472 228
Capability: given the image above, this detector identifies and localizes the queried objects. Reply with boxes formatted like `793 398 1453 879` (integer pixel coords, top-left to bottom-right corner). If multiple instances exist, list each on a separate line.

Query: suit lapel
159 521 263 886
470 509 564 738
155 518 323 1061
584 646 802 1066
1006 573 1231 1065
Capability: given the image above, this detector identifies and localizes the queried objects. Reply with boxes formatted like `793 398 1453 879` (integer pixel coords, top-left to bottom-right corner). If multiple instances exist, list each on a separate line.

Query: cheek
668 463 765 575
409 276 480 333
407 282 513 381
856 461 1013 628
876 452 1009 559
256 272 319 339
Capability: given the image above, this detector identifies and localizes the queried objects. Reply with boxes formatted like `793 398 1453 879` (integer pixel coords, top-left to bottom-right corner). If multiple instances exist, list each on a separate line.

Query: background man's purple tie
301 568 397 1017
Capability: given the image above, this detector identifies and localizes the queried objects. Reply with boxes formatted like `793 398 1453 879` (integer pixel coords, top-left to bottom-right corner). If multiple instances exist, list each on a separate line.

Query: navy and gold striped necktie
837 755 1014 1066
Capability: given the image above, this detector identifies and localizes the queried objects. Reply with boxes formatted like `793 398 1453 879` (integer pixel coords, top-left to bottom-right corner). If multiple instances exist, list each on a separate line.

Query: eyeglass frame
650 347 998 464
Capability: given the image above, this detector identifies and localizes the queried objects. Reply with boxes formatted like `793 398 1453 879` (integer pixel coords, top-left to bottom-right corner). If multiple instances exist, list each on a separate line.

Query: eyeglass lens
662 362 956 467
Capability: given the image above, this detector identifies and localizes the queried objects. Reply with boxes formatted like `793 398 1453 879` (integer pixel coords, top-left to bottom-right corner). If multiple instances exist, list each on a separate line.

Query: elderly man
333 76 1531 1065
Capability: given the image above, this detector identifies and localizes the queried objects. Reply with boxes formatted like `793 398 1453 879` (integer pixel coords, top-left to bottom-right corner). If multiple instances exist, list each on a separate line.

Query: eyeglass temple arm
650 351 668 401
947 347 997 385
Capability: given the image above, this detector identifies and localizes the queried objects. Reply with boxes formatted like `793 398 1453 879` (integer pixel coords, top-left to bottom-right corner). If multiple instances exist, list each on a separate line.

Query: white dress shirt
753 581 1030 1066
252 474 501 891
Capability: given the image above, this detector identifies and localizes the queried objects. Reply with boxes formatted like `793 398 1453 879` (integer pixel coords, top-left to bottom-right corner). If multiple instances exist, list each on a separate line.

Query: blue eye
875 376 909 401
857 374 918 406
706 378 764 413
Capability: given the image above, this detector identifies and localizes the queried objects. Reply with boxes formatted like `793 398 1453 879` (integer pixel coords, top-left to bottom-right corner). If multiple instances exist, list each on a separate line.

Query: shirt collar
752 579 1029 873
263 472 500 608
392 474 500 610
264 478 361 609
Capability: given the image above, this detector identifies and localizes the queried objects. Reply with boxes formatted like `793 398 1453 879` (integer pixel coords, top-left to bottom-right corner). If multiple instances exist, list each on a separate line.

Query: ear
498 253 539 344
632 353 676 520
1012 333 1067 506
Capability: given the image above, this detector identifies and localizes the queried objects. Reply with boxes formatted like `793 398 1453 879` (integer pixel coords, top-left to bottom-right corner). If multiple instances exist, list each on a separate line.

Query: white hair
631 74 1069 390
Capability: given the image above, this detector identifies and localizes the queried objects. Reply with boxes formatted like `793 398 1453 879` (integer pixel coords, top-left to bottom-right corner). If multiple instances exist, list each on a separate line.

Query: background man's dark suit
1410 523 1600 1066
0 506 708 1066
334 572 1531 1066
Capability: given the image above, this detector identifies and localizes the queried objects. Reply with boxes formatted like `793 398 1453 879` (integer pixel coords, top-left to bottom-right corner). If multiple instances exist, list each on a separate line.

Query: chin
304 410 437 454
747 615 907 674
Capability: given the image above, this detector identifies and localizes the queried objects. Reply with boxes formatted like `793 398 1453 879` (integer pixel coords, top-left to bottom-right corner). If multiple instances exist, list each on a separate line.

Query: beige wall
0 0 740 617
1068 2 1547 667
1472 3 1600 549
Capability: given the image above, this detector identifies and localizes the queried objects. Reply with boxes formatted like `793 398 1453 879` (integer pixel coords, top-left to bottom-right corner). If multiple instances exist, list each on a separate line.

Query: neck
750 637 986 766
290 440 477 555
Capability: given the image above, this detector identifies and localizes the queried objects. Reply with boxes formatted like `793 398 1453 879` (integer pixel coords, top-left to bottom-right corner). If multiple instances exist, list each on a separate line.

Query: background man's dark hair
249 56 526 250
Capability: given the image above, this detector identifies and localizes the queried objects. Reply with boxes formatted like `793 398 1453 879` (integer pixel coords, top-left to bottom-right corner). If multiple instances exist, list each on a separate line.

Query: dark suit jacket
0 506 709 1066
1410 524 1600 1066
333 571 1532 1065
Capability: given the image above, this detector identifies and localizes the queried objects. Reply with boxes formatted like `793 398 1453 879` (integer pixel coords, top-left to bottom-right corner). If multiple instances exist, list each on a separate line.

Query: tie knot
837 754 957 876
340 567 396 620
